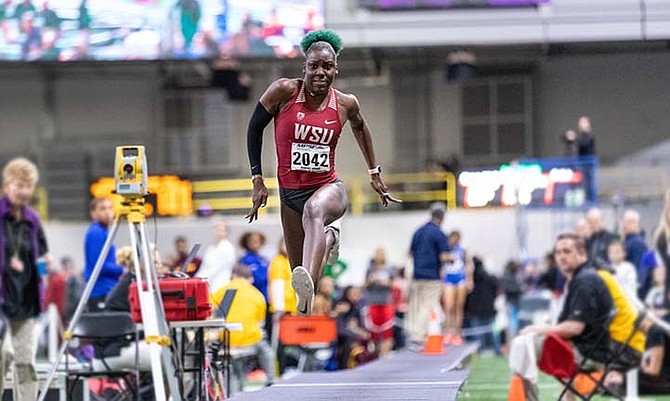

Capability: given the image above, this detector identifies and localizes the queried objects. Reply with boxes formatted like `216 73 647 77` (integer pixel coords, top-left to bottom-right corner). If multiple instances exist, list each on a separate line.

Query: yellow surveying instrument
114 146 149 196
38 146 183 401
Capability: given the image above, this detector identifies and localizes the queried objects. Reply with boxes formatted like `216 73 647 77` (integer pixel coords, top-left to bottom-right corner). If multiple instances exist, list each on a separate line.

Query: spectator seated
538 269 647 400
210 264 275 395
508 233 644 401
64 312 141 400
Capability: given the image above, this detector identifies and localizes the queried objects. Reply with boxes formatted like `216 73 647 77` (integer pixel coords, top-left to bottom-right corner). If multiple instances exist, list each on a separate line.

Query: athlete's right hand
246 177 268 223
370 174 402 207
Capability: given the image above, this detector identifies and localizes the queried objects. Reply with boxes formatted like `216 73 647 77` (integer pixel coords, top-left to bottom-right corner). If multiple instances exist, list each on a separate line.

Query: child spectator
607 240 638 299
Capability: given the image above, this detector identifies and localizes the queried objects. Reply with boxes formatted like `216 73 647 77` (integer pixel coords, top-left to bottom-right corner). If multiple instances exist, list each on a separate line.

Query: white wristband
367 165 381 175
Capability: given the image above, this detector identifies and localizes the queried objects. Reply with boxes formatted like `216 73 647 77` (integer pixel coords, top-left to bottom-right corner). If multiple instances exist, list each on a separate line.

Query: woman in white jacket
196 220 237 294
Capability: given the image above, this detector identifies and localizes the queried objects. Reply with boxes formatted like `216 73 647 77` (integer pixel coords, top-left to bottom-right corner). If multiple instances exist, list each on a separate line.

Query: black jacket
466 270 498 319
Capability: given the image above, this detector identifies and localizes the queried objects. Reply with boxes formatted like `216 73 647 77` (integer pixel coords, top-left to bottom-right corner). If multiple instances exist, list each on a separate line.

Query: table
169 319 243 400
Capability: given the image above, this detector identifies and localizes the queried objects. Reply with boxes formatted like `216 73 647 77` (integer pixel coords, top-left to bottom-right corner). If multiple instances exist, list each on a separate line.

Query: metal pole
128 220 168 401
37 218 121 401
48 304 59 363
135 221 183 401
626 369 640 401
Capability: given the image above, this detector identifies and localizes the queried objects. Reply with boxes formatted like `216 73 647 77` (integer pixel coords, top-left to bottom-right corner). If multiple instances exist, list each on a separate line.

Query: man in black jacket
508 233 613 401
577 115 595 157
586 208 619 263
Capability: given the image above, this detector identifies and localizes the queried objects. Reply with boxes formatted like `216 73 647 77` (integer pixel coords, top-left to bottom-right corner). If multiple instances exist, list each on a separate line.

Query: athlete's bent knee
302 200 324 222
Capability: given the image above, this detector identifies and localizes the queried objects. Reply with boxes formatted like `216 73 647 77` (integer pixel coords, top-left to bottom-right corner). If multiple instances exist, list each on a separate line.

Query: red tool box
129 275 211 322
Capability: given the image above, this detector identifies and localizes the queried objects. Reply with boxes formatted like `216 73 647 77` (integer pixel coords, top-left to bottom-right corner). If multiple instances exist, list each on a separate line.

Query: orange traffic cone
422 308 444 355
508 375 526 401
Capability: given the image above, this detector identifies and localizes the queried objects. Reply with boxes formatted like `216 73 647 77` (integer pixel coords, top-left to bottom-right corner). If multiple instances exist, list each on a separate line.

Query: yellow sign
90 176 193 217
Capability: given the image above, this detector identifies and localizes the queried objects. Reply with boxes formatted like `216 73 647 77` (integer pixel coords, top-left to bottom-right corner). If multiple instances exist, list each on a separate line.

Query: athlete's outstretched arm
346 94 401 207
245 79 295 223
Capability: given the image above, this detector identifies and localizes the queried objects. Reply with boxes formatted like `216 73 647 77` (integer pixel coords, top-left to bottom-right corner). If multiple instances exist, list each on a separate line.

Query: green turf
459 354 670 401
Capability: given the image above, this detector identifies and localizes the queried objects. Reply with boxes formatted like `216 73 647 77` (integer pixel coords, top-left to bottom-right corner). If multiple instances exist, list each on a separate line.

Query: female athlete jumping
245 30 400 315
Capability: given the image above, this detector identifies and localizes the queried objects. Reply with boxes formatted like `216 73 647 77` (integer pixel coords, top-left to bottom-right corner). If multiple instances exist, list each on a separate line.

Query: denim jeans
469 316 501 354
507 304 520 341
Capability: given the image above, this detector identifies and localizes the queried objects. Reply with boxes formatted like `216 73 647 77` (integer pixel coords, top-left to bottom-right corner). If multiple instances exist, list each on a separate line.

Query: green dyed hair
300 29 343 57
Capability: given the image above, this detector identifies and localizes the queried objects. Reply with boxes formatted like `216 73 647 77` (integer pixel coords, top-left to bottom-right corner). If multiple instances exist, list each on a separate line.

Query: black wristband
247 102 274 176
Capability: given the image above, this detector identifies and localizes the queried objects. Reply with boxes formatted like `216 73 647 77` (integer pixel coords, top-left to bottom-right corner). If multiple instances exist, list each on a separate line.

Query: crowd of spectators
27 188 670 396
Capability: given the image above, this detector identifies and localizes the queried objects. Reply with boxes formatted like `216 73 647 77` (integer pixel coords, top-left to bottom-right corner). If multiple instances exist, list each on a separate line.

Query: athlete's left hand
370 174 402 207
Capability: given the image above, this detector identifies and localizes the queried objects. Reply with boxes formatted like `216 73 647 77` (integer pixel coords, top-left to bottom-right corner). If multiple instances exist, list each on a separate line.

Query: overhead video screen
458 157 598 209
0 0 169 61
187 0 324 59
359 0 549 10
0 0 324 62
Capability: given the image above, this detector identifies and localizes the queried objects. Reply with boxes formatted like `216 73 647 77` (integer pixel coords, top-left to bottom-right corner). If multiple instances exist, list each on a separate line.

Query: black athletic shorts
279 179 342 215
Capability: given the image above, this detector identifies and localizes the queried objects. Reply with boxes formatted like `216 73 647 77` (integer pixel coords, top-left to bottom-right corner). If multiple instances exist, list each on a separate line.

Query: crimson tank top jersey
274 81 342 190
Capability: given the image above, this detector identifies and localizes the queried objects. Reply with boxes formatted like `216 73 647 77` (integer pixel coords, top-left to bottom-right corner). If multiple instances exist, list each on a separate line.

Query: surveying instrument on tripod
38 146 183 401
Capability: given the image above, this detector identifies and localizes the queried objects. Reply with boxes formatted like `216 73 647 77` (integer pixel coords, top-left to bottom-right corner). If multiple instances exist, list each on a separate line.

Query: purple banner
362 0 549 9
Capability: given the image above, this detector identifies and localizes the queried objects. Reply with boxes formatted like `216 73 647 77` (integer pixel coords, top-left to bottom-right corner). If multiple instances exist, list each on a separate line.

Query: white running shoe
325 221 341 266
291 266 314 316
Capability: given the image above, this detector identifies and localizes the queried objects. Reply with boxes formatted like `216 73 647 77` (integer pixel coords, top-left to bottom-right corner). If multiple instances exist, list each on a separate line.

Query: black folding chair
65 312 140 401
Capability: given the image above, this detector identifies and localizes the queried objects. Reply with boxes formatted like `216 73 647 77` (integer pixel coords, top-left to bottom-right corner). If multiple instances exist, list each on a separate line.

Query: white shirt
612 261 638 301
195 239 236 294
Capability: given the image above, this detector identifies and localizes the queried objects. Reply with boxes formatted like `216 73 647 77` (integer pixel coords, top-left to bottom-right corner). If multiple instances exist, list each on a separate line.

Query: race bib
445 258 464 274
291 143 330 172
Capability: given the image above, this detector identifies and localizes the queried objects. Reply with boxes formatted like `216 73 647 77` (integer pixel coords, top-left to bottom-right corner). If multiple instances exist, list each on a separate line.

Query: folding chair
64 312 140 401
278 315 337 372
540 312 647 400
539 331 608 401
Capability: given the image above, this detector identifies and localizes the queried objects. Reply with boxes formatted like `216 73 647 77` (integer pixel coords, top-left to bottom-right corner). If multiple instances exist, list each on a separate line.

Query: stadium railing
191 171 456 215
